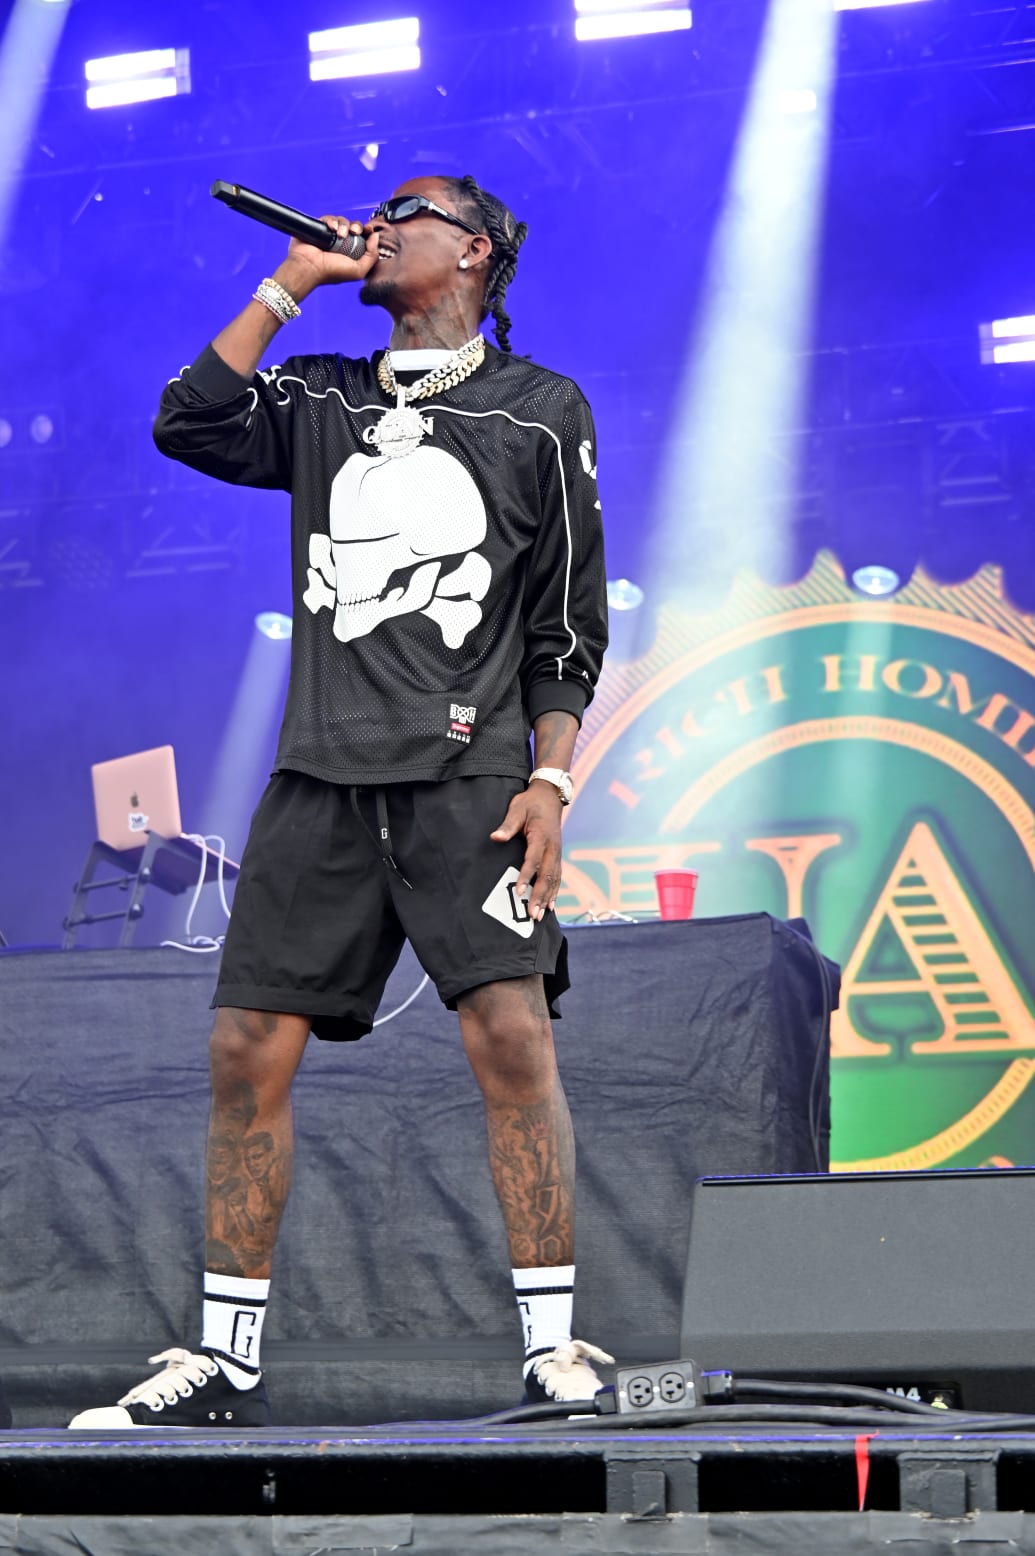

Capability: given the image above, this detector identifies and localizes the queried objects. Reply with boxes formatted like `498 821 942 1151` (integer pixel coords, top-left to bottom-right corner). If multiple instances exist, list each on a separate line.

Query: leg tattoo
205 1016 297 1279
485 1074 576 1269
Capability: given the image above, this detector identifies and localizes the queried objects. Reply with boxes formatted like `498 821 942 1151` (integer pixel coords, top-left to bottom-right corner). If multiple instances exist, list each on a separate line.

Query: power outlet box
615 1359 701 1417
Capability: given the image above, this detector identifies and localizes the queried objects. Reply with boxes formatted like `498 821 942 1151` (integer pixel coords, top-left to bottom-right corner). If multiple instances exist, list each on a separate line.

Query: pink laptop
91 745 184 851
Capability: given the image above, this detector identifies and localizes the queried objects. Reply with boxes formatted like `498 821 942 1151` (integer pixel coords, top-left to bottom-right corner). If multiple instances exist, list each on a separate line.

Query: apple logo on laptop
127 791 149 833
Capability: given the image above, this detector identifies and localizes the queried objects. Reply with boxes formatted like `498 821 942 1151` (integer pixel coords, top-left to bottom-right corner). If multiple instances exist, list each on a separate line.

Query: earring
459 258 469 270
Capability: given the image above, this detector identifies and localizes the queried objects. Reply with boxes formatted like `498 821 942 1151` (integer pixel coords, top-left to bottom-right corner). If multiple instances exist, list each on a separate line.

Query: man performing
70 174 609 1428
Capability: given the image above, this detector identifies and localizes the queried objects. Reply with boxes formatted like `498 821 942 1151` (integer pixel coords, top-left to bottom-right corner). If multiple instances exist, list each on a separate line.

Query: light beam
201 617 293 860
648 0 838 601
0 0 72 247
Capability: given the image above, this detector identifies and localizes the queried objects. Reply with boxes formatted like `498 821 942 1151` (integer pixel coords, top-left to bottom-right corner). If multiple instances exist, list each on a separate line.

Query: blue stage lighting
255 612 293 640
851 565 901 597
980 316 1035 365
574 1 692 43
84 47 190 109
834 0 930 8
309 19 420 81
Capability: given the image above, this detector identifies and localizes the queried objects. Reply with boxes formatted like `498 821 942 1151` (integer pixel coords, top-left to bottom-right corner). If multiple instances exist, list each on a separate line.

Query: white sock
513 1265 575 1378
201 1272 270 1389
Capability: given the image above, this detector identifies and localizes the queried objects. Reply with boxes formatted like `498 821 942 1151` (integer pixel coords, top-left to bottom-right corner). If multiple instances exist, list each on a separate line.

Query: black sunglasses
370 194 482 237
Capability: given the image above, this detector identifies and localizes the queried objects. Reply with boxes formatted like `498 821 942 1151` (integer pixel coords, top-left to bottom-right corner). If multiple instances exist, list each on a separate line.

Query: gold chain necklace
376 334 486 404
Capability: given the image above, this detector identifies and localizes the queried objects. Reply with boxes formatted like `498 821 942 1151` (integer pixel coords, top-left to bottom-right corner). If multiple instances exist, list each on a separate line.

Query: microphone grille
339 231 368 262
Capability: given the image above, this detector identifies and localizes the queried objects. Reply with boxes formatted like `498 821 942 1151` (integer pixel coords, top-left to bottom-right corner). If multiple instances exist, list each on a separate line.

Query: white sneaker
68 1348 270 1429
523 1339 614 1403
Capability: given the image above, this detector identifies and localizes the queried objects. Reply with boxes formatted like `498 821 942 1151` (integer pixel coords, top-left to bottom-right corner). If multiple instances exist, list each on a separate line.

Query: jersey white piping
260 368 585 678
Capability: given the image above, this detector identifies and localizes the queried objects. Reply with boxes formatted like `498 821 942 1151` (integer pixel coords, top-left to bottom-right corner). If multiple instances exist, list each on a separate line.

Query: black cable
733 1377 942 1416
442 1404 958 1433
264 1372 1035 1439
466 1404 1035 1435
470 1400 593 1425
253 1400 1035 1440
372 1400 581 1429
937 1415 1035 1433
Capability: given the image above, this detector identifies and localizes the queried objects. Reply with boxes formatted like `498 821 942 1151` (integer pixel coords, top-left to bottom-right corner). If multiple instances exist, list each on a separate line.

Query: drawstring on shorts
349 786 413 890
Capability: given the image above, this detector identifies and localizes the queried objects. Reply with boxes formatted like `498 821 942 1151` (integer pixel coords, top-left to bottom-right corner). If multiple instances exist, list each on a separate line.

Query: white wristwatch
529 767 575 806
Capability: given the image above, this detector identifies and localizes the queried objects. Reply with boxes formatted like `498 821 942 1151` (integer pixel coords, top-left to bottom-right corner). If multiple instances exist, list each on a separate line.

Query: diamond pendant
363 389 433 460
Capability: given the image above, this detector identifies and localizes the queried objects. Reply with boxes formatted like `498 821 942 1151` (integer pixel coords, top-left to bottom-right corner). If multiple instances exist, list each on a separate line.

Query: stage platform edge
4 1424 1035 1553
3 1510 1035 1556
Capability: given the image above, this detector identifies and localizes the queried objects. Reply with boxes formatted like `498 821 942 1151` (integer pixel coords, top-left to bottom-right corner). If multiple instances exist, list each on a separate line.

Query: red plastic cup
654 869 698 921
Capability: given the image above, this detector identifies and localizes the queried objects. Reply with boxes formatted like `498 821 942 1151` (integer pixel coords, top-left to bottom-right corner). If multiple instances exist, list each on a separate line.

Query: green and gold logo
560 554 1035 1171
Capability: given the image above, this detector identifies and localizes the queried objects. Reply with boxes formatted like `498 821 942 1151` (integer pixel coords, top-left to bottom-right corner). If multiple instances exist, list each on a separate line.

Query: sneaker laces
531 1340 615 1399
117 1349 219 1411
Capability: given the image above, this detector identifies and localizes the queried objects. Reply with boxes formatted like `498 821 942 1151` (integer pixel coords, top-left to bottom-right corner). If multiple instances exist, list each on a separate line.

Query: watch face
559 774 574 804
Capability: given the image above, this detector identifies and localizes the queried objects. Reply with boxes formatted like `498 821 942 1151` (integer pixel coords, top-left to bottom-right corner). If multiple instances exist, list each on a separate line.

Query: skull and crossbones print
302 446 492 650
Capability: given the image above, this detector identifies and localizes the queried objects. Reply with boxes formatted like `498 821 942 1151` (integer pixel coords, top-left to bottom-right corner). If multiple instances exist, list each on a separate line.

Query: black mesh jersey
153 341 608 786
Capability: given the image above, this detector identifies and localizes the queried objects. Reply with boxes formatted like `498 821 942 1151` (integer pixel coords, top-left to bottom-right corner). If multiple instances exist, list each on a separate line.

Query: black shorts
214 772 569 1042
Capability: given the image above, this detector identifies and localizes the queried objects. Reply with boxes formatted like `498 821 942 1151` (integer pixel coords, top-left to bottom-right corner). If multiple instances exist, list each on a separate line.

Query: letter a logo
832 820 1035 1059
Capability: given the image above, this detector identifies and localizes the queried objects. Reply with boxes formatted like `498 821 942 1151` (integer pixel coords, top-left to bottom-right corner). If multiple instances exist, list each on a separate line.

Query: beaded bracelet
253 277 301 324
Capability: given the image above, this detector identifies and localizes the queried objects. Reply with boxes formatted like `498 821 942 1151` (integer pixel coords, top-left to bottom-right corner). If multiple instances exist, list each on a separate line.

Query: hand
490 782 564 922
277 217 378 296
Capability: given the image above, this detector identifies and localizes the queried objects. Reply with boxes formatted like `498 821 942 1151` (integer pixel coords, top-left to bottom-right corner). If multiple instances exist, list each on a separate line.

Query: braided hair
440 175 527 353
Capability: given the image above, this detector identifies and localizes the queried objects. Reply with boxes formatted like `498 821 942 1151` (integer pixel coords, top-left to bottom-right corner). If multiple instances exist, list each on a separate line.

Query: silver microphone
211 181 368 260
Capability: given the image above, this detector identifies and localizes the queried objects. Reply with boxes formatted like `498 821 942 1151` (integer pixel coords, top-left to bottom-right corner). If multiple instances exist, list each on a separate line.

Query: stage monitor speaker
679 1167 1035 1414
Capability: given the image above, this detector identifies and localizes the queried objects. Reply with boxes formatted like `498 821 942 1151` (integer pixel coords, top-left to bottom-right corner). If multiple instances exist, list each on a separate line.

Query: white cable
567 908 637 924
161 834 231 954
182 833 210 941
372 973 430 1027
157 836 429 1011
160 937 225 955
202 834 232 922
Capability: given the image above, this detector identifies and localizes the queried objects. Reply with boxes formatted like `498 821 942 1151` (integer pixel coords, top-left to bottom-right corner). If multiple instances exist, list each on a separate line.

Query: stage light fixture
359 142 380 172
851 565 901 597
0 411 60 449
574 0 692 43
255 612 293 640
607 578 645 611
308 19 420 81
980 316 1035 365
606 578 647 662
84 47 190 110
779 88 818 114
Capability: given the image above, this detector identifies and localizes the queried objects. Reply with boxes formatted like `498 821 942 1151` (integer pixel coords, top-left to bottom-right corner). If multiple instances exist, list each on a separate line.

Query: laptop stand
61 834 239 949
